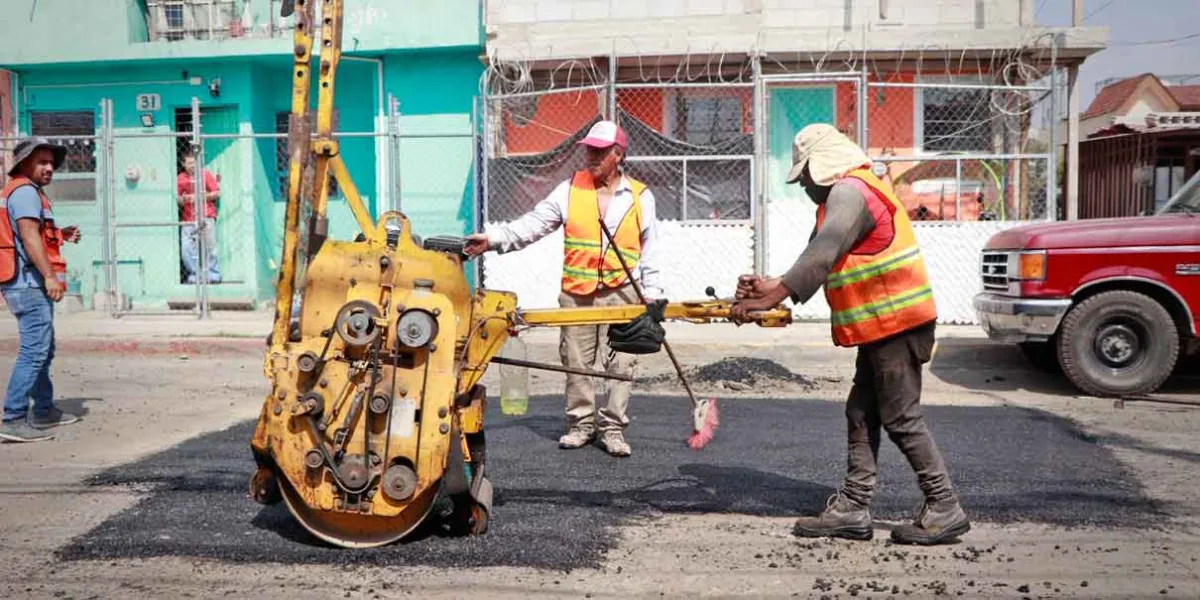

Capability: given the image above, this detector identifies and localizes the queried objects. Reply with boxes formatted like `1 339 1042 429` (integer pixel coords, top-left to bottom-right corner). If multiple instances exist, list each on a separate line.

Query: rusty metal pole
271 0 315 346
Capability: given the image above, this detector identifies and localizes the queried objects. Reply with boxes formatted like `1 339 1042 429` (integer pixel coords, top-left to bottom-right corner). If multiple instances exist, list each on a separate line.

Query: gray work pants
841 321 955 507
558 285 639 434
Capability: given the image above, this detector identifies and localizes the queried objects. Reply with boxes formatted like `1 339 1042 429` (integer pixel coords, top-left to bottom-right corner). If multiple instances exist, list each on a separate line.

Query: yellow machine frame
248 0 791 549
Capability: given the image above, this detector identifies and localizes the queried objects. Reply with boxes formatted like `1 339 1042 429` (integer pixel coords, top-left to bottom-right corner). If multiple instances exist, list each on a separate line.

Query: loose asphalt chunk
59 395 1162 569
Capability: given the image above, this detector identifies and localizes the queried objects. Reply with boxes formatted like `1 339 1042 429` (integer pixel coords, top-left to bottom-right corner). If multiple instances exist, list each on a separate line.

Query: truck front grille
981 251 1011 291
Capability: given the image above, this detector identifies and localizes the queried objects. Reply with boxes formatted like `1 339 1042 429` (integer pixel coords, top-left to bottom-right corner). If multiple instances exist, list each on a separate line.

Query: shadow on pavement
55 397 99 420
930 339 1200 398
58 394 1169 569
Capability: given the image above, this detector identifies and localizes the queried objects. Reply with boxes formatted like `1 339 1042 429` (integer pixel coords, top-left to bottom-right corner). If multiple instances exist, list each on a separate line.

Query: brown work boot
792 493 874 541
890 497 971 545
597 430 631 457
558 426 595 450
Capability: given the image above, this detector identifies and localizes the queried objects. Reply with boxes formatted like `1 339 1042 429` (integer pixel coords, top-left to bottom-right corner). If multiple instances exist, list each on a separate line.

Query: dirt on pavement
1 332 1199 599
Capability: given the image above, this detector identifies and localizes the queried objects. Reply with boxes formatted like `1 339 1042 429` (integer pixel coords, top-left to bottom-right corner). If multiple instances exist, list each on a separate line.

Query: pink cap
578 120 627 149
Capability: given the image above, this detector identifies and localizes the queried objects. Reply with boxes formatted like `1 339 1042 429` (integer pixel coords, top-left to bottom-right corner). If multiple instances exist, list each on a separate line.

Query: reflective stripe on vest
817 168 937 347
561 171 645 296
0 176 67 285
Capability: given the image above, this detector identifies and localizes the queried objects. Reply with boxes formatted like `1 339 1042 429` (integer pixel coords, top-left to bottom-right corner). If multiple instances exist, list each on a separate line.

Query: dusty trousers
558 284 639 434
840 321 954 507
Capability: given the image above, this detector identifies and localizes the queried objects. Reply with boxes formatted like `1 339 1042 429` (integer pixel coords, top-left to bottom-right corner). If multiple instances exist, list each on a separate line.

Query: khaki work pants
558 284 640 434
841 321 955 507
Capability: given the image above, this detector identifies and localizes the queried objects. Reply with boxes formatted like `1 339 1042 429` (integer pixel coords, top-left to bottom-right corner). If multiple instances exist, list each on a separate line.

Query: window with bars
28 110 97 201
146 0 242 42
275 111 339 201
668 92 745 146
916 87 993 153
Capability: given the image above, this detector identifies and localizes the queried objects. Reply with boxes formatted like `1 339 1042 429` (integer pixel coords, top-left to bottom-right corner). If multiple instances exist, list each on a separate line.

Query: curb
0 337 269 357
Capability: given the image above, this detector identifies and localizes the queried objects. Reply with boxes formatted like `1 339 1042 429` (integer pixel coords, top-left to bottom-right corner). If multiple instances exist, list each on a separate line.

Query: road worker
464 120 664 458
731 123 970 545
1 137 83 443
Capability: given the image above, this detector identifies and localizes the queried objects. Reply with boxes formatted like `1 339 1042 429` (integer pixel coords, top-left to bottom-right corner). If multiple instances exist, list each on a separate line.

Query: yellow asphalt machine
247 0 791 548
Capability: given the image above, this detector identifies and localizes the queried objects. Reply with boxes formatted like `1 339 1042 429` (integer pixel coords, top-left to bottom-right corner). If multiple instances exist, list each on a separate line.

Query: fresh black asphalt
59 395 1164 569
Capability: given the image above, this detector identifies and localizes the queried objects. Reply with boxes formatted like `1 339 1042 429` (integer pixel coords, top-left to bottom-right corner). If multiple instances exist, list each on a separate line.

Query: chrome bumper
973 293 1072 343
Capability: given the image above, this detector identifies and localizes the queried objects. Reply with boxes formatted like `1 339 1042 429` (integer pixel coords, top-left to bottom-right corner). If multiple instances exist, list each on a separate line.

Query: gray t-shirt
779 182 876 305
2 184 47 292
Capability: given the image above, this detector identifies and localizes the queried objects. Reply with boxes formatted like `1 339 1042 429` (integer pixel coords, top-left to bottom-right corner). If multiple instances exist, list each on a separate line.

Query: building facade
1078 73 1200 219
1 0 484 312
478 0 1107 324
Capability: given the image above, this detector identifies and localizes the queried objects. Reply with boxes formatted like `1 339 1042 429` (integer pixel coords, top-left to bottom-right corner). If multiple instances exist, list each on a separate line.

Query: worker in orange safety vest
1 137 83 442
732 123 969 546
464 120 663 458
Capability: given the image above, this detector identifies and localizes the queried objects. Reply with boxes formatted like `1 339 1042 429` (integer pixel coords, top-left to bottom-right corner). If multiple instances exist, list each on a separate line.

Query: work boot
597 430 631 457
29 407 80 430
890 497 971 545
792 492 874 541
0 419 55 443
558 426 595 450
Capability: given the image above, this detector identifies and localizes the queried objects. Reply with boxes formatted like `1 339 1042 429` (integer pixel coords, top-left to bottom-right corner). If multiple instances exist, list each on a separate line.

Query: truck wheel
1018 340 1061 373
1057 290 1179 397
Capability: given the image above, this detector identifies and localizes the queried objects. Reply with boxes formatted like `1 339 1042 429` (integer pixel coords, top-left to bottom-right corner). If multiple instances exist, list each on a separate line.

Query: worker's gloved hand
607 299 667 355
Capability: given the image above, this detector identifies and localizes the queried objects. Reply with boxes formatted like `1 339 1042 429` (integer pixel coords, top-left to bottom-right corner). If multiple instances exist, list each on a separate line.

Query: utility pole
1066 0 1082 220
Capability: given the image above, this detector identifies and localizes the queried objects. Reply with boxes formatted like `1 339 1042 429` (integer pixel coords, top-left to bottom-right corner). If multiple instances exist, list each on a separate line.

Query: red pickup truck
974 172 1200 397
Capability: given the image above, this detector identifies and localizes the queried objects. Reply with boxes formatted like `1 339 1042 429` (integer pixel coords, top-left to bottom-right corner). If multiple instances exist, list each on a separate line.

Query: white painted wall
481 207 1018 325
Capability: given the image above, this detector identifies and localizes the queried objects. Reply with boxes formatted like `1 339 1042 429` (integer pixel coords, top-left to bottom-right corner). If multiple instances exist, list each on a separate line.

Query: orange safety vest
817 168 937 347
0 176 67 285
561 171 646 296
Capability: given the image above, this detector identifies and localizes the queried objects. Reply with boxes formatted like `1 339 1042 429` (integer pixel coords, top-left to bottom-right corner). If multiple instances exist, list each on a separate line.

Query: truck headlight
1017 250 1046 281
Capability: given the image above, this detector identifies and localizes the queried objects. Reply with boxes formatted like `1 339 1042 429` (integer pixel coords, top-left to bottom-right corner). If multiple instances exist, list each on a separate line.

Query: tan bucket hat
8 136 67 177
785 123 870 187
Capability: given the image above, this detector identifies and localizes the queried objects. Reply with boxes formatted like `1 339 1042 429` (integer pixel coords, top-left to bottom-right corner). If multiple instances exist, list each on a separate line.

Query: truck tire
1019 340 1061 373
1057 290 1179 397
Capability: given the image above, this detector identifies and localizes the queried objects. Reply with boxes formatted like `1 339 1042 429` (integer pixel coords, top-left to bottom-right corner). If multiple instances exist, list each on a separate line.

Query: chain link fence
480 58 1060 323
480 80 758 307
1 126 105 312
865 75 1056 222
1 96 431 318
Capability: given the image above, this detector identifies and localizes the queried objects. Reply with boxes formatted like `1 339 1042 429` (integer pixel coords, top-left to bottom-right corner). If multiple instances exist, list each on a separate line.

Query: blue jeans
181 219 221 284
2 287 56 422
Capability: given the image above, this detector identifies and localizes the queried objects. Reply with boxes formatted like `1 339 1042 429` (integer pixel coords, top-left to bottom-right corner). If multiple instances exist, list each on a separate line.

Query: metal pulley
396 309 439 348
334 300 383 348
381 464 419 501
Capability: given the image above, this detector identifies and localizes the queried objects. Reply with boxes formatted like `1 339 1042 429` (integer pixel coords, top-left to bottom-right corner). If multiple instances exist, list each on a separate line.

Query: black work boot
792 493 874 541
890 497 971 545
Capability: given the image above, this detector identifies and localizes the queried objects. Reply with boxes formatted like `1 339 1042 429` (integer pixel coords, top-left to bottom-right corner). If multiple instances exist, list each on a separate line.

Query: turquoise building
0 0 483 311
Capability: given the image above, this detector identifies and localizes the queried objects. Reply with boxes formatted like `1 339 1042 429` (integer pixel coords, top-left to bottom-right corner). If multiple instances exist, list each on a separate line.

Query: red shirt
840 176 895 255
177 170 219 222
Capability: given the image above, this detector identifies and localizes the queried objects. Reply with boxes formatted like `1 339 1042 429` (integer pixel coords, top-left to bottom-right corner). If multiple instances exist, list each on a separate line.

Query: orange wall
0 70 11 136
617 88 664 132
827 75 919 153
506 87 755 155
503 91 601 155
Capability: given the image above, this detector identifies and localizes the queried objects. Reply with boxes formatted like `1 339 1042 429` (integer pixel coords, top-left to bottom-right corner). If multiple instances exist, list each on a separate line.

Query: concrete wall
488 0 1033 29
483 0 1072 61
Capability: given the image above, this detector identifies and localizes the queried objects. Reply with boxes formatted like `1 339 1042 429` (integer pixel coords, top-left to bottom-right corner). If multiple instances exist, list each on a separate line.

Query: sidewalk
0 309 988 351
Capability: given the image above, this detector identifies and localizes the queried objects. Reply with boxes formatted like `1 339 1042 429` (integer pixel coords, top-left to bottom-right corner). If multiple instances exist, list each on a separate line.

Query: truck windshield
1158 170 1200 215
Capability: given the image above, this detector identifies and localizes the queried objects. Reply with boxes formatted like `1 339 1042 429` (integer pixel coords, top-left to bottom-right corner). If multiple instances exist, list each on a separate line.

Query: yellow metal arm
516 299 792 328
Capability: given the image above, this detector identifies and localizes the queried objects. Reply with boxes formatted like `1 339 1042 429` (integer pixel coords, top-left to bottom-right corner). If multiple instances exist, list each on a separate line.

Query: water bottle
498 337 529 416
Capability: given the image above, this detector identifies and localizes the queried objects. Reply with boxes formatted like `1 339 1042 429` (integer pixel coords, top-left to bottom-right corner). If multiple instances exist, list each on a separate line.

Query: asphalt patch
638 357 818 390
60 396 1161 569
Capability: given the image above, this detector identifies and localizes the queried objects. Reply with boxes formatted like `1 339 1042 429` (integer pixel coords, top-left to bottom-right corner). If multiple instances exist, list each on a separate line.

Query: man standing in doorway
463 120 664 457
0 137 82 442
177 148 221 284
731 123 969 545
